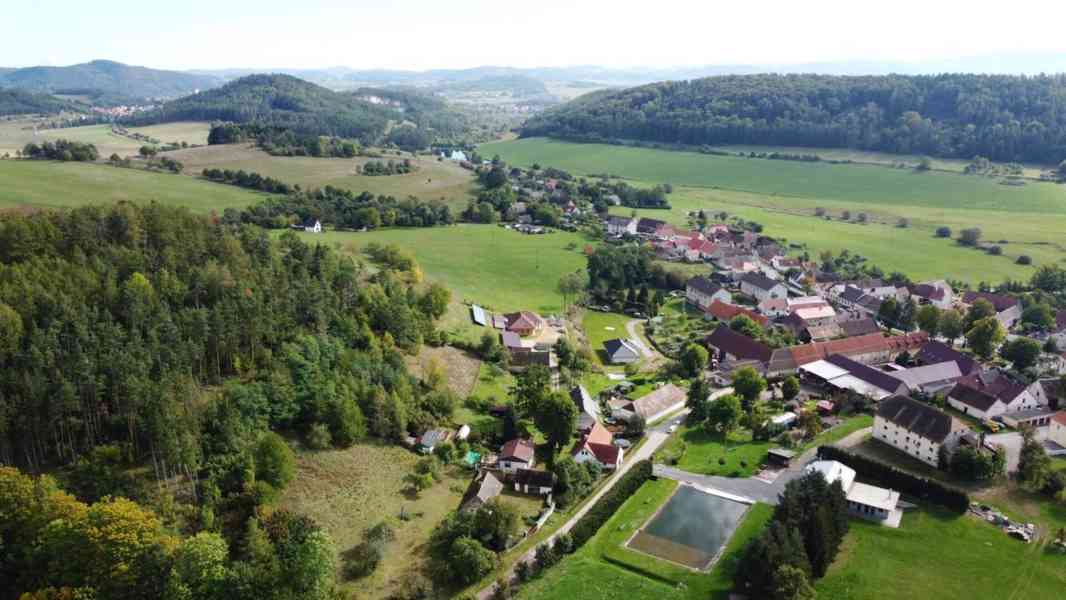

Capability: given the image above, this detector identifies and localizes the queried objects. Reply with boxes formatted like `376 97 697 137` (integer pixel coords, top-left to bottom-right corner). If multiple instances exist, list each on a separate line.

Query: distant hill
520 73 1066 164
0 60 219 99
0 88 78 115
126 74 402 142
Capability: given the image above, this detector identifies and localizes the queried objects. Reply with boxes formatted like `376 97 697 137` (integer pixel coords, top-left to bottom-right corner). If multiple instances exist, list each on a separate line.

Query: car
668 424 678 433
613 439 632 449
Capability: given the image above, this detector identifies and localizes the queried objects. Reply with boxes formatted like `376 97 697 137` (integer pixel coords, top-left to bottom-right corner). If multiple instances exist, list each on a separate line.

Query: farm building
806 460 903 528
947 371 1048 420
513 469 555 495
739 272 786 302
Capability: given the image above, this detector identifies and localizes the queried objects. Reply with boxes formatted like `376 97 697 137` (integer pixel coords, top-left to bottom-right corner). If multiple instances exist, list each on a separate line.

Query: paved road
986 427 1051 473
625 318 659 360
476 425 676 599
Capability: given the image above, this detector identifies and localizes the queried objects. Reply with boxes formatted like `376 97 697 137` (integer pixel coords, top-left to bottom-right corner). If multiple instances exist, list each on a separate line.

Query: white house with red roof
498 439 536 474
571 422 623 470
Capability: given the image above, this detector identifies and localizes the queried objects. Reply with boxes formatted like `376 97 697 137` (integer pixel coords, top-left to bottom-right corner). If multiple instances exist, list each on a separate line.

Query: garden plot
626 484 751 570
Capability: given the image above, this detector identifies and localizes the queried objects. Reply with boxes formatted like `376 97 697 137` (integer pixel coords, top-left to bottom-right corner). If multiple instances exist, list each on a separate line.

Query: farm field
0 159 272 213
517 478 774 600
0 119 211 157
816 507 1066 600
296 225 589 314
279 441 472 600
168 144 477 209
482 138 1066 282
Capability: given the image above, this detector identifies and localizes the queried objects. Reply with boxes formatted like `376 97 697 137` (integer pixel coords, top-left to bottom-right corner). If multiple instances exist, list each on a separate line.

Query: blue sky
5 0 1066 71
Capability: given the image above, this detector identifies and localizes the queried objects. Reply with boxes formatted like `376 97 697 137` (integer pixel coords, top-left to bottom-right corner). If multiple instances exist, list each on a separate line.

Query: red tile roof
787 331 928 366
586 422 613 446
505 311 544 333
572 438 621 465
704 300 770 327
500 439 535 463
1052 412 1066 427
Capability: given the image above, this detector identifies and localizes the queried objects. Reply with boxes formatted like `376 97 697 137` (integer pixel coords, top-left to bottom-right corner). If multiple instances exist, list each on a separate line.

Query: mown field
517 479 774 600
168 144 477 209
297 225 590 314
0 159 272 213
481 138 1066 283
817 507 1066 599
0 119 211 157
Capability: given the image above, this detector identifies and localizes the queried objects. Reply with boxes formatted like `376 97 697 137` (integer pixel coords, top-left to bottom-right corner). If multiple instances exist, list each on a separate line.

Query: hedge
817 446 969 513
569 460 654 549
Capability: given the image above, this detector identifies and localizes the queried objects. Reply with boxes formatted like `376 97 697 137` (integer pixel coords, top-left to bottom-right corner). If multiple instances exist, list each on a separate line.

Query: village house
627 383 686 422
417 428 452 454
947 371 1048 420
910 280 954 310
915 341 980 376
686 276 732 309
764 331 929 377
739 272 787 302
962 291 1022 329
460 471 503 512
839 318 882 338
888 361 963 396
513 469 555 496
874 395 965 467
636 217 667 236
498 439 536 474
758 297 790 318
705 325 773 369
704 300 770 328
806 460 903 527
504 311 545 337
605 215 637 236
571 422 623 470
683 237 718 262
302 219 323 234
603 338 641 364
1047 412 1066 455
771 255 802 272
570 385 600 433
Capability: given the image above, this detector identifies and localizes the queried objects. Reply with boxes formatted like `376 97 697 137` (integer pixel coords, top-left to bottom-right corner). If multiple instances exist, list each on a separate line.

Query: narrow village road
624 318 659 360
475 424 676 599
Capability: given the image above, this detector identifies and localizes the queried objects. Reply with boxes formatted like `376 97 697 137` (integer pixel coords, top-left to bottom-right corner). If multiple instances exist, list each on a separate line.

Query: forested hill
0 88 78 115
350 86 477 144
520 73 1066 164
127 74 405 143
0 59 219 99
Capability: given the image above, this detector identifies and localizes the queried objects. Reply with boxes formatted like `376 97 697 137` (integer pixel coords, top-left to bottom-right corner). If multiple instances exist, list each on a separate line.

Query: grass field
297 225 590 314
517 479 774 600
0 159 272 213
279 440 469 600
581 311 635 367
168 144 477 209
658 427 772 478
816 507 1066 600
0 119 211 157
482 138 1066 282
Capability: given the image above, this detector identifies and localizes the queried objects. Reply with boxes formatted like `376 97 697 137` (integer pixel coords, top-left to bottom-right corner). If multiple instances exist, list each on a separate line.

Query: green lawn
169 143 477 210
482 138 1066 283
0 159 272 213
0 120 211 157
658 427 772 478
517 479 774 600
581 311 635 367
299 225 590 314
798 415 874 453
817 507 1066 600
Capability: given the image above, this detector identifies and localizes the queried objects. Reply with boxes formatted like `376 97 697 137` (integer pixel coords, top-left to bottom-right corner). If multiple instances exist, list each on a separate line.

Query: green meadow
297 225 589 314
0 120 211 157
0 159 272 213
169 144 477 210
482 137 1066 283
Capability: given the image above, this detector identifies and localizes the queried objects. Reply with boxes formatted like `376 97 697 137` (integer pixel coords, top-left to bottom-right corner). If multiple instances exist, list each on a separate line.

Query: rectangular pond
627 484 750 570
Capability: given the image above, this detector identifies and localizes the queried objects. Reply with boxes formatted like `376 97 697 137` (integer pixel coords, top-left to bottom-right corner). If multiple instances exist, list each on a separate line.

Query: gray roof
604 338 640 358
706 325 772 362
570 385 599 419
916 341 978 375
462 472 503 510
740 272 782 292
877 396 955 443
889 362 963 389
687 276 724 298
825 354 908 395
840 318 881 337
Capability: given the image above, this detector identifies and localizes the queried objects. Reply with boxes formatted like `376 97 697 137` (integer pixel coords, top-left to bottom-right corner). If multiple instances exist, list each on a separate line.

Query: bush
1017 255 1033 265
570 460 653 548
305 423 333 450
817 446 969 512
935 226 952 238
987 245 1003 256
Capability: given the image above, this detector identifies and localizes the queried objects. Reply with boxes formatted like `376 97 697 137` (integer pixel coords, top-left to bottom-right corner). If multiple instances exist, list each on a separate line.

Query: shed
767 448 796 467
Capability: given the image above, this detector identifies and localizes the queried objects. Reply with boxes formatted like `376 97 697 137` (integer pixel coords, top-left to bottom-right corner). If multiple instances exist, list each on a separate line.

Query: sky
5 0 1066 72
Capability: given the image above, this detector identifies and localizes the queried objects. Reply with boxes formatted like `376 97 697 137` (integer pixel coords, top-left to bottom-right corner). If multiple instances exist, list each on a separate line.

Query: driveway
654 464 801 505
625 318 659 360
986 427 1048 473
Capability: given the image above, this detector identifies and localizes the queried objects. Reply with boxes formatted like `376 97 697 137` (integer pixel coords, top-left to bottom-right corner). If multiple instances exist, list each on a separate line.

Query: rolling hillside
521 73 1066 164
0 89 78 115
0 59 219 99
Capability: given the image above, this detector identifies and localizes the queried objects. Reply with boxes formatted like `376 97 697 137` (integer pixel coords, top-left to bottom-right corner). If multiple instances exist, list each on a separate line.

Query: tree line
207 123 359 158
21 139 99 161
523 73 1066 164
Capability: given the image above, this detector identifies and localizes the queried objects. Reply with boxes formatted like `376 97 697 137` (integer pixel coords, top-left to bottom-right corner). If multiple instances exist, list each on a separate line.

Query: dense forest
0 88 78 115
0 59 219 99
126 75 398 143
0 203 456 598
522 73 1066 164
207 123 359 157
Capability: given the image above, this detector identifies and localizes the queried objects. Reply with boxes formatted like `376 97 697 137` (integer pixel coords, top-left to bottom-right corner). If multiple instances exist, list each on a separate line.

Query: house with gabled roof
739 272 787 302
570 385 600 433
962 291 1022 329
915 341 979 376
799 354 910 401
603 338 641 364
606 215 637 236
704 300 769 327
636 217 667 236
504 311 545 336
888 362 963 396
874 395 965 467
513 469 555 496
705 325 773 367
461 471 503 512
910 280 954 310
498 439 536 474
628 383 686 422
686 276 731 309
947 371 1048 420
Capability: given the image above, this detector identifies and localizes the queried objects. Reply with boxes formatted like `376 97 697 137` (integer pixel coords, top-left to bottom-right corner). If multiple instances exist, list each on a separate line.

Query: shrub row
569 459 654 548
817 446 969 513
